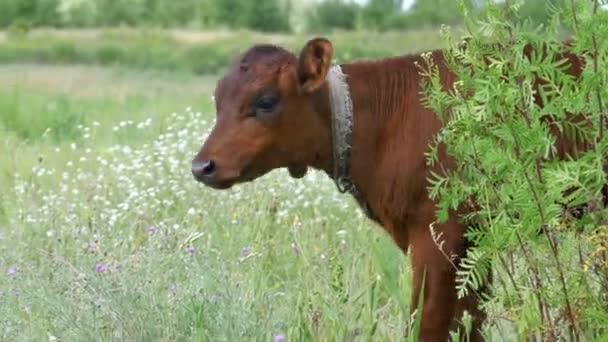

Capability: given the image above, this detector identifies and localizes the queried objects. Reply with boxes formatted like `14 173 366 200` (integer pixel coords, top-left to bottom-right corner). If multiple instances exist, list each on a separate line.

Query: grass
0 64 217 190
2 24 606 340
0 28 453 75
0 29 449 340
0 107 418 340
0 28 531 340
0 28 451 193
3 26 582 340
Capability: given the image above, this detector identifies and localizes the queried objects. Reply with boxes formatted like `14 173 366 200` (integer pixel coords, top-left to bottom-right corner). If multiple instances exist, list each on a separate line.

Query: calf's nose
192 160 216 183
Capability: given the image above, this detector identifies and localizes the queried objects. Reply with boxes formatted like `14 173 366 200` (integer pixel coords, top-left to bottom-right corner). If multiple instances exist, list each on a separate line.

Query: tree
307 0 361 31
407 0 470 27
360 0 404 30
0 0 61 28
243 0 291 32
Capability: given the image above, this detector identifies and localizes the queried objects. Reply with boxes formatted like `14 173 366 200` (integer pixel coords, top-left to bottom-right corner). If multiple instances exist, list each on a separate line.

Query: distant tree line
309 0 567 32
0 0 292 31
0 0 564 33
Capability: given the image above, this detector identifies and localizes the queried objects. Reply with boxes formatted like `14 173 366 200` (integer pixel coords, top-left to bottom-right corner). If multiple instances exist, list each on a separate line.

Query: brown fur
192 38 600 341
341 51 481 340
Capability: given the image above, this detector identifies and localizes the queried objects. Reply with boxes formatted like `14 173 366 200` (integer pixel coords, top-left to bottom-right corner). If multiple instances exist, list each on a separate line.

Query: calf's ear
297 38 333 94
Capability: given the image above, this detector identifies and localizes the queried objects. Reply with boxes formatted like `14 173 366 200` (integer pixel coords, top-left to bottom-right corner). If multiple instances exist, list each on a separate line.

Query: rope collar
326 65 355 194
325 65 375 220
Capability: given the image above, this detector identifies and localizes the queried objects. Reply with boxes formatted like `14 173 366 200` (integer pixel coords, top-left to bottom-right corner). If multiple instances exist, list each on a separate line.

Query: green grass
0 28 454 75
0 29 494 340
0 30 421 340
2 25 607 340
0 27 451 196
0 106 418 340
0 63 216 186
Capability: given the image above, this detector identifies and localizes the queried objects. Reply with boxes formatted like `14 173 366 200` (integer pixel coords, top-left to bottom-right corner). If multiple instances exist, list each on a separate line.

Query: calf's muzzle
191 160 216 184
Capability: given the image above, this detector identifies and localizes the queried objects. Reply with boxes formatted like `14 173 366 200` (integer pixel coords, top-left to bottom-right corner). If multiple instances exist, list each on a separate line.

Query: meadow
4 24 606 341
0 29 444 341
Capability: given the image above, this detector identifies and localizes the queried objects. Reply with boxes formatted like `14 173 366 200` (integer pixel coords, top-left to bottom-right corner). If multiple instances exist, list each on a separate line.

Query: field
0 29 447 341
3 1 608 337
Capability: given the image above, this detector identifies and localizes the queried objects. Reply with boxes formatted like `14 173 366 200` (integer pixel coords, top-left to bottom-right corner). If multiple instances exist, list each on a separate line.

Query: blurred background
0 0 561 35
0 0 561 149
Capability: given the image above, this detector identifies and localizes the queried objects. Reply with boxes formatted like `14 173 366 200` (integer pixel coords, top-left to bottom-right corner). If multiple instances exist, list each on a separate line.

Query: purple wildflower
241 247 251 258
186 246 196 256
146 226 158 234
95 263 107 273
273 334 286 342
7 267 17 278
210 294 221 303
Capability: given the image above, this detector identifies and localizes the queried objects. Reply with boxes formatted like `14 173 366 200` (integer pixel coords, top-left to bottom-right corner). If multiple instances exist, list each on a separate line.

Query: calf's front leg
408 221 487 342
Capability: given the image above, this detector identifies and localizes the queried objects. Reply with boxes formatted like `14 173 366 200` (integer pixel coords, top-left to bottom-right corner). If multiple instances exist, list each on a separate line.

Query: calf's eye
255 95 279 113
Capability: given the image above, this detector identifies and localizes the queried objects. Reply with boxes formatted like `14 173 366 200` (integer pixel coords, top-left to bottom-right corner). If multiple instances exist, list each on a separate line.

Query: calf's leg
409 253 457 341
408 221 487 342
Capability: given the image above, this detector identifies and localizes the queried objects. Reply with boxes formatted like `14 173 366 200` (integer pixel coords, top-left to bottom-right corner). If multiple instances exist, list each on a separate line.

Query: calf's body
339 54 473 339
192 38 590 340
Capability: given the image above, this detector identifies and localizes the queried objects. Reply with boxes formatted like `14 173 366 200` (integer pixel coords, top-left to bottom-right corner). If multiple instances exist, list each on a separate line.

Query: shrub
50 41 80 63
6 18 31 39
96 44 126 65
420 0 608 337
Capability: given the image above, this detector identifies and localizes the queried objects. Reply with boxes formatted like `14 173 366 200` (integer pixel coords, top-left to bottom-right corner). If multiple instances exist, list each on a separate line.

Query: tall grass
0 64 216 142
0 108 418 340
0 34 436 335
0 88 84 142
0 29 476 340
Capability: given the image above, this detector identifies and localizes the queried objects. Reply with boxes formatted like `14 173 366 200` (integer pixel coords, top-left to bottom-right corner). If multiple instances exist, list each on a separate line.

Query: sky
352 0 415 10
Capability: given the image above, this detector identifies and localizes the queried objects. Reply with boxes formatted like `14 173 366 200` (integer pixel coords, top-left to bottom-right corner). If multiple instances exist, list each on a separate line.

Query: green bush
421 0 608 337
6 18 31 39
96 44 126 65
50 41 80 63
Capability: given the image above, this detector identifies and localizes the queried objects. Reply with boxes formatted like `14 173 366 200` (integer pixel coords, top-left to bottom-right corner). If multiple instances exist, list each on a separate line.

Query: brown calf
191 38 590 340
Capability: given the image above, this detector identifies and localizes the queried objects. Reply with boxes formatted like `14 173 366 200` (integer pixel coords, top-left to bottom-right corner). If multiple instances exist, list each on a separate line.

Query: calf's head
192 38 336 189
